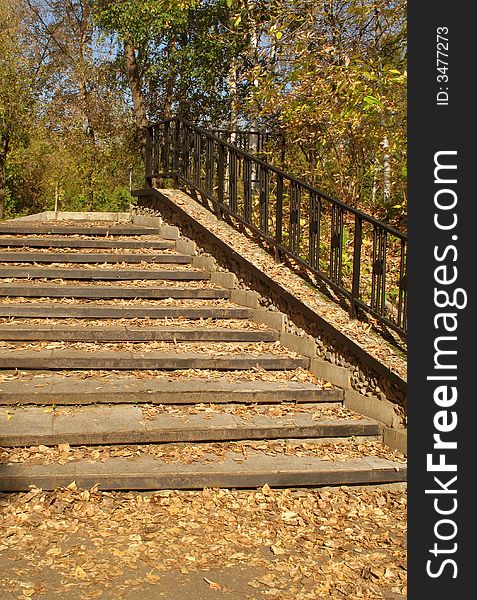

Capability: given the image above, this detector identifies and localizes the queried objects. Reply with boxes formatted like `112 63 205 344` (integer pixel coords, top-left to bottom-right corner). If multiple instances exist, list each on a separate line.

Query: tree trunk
374 4 391 205
79 8 96 210
382 130 391 204
163 36 176 118
124 38 148 152
228 58 239 142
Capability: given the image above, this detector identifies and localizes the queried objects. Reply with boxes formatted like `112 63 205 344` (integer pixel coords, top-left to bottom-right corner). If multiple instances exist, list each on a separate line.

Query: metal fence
210 129 285 165
145 117 407 338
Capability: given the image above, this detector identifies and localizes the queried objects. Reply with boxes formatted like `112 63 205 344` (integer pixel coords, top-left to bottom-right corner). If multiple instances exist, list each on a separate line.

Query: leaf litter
0 439 406 466
0 367 327 385
0 485 406 599
1 340 299 358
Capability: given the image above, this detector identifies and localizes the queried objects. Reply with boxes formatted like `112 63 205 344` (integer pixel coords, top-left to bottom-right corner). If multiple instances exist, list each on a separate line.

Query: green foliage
248 0 407 226
2 0 407 229
60 187 133 212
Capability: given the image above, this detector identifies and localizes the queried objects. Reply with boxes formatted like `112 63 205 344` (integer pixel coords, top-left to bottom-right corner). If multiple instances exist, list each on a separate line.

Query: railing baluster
276 173 283 245
351 214 362 318
184 126 190 180
206 137 214 195
229 149 237 213
289 181 300 254
330 204 344 285
380 230 387 317
371 226 377 312
145 126 153 189
243 156 252 223
259 165 269 234
154 126 161 178
173 119 181 186
371 226 387 317
194 131 201 188
217 142 225 206
397 240 407 329
309 192 321 270
161 120 170 174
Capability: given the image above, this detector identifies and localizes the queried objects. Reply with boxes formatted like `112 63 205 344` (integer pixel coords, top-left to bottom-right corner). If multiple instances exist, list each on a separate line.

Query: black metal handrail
145 117 407 338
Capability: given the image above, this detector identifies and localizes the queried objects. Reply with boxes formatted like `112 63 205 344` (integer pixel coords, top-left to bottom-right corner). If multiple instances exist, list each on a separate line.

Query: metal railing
210 129 286 165
145 117 407 338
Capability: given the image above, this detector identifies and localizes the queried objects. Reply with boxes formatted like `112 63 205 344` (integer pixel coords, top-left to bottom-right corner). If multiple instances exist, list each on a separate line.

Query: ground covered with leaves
0 485 406 600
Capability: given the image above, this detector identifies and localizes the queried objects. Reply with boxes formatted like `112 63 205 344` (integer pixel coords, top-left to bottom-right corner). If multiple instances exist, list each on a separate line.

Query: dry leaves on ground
0 439 406 466
0 485 407 599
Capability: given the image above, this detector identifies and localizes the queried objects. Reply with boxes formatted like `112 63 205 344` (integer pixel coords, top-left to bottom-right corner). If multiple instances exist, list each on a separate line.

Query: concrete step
0 237 174 249
0 405 381 446
0 267 208 281
0 225 159 236
0 377 341 405
0 349 309 371
0 303 253 319
0 284 230 300
0 252 191 264
0 453 407 491
0 325 279 342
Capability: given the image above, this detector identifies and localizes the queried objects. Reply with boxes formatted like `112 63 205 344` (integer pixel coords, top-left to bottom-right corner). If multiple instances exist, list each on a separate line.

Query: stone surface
0 267 210 281
253 309 285 331
0 454 407 491
344 389 396 428
280 332 317 358
0 349 309 371
0 284 230 300
310 358 351 389
0 406 380 446
0 304 253 320
0 377 342 405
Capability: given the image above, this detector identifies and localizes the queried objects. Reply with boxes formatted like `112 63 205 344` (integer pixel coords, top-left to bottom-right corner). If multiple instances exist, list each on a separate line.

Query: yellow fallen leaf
204 577 223 591
74 566 88 580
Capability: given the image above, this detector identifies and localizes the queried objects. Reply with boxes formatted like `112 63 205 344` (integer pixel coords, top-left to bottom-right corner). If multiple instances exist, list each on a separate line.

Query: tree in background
243 0 407 224
0 0 37 219
1 0 407 227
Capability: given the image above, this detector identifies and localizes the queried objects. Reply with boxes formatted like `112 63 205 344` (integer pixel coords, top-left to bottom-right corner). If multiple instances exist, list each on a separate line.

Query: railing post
145 126 153 189
275 173 283 245
173 119 181 187
217 142 225 205
351 214 363 318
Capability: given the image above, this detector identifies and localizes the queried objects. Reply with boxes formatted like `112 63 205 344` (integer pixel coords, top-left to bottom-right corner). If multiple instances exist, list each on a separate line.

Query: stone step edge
0 351 310 371
0 379 342 405
0 306 253 319
0 252 192 264
0 268 210 281
0 326 279 342
0 238 175 249
0 454 407 491
0 285 231 300
0 410 381 446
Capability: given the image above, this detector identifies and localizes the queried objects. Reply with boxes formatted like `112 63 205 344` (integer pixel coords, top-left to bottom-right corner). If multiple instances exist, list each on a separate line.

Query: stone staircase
0 218 406 491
